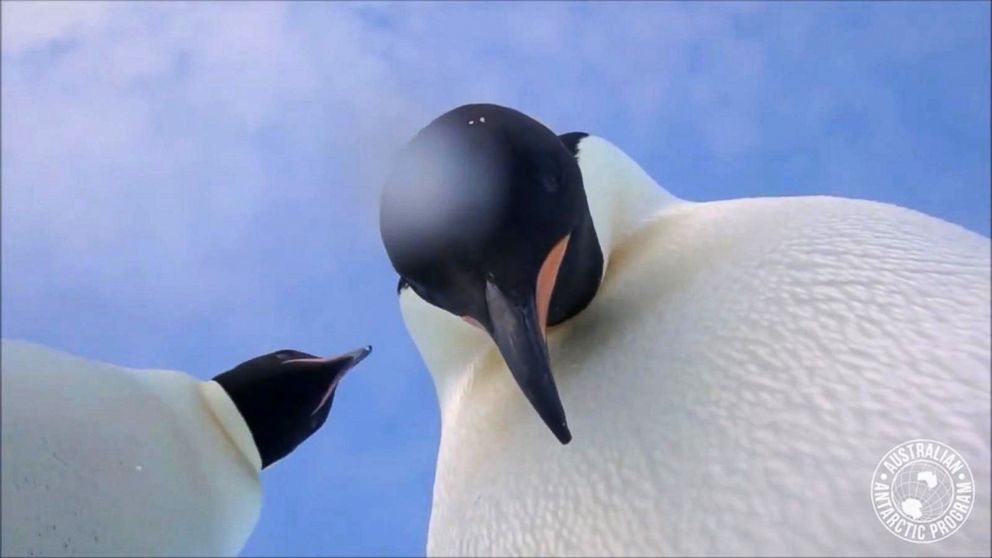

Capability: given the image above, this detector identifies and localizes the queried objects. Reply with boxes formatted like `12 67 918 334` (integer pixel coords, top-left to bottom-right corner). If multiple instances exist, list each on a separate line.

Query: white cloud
1 3 416 328
1 1 111 54
2 2 987 341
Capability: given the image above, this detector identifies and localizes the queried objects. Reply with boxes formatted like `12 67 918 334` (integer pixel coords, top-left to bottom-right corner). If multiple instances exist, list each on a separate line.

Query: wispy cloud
2 3 419 342
4 3 986 335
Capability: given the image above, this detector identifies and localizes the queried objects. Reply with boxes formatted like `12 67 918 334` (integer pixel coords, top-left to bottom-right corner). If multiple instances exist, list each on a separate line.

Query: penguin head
380 103 604 445
212 346 371 469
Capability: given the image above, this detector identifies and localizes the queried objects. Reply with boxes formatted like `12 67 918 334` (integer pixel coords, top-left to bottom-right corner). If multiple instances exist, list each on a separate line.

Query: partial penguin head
213 346 371 469
380 103 604 444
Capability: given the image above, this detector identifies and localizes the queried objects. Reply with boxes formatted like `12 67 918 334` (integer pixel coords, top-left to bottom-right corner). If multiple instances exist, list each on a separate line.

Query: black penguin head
380 103 604 445
212 346 371 469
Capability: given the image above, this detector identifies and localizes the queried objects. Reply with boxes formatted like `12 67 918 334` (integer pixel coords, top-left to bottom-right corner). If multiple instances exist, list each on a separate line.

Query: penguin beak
484 279 572 444
334 345 374 370
284 345 372 377
285 346 372 417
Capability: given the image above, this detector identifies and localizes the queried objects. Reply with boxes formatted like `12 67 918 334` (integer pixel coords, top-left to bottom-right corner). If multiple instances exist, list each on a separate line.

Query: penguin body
382 105 991 556
1 339 370 557
407 194 991 556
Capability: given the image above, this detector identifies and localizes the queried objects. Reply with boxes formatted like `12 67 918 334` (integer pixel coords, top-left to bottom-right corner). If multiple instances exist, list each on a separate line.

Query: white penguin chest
1 341 262 557
425 197 991 556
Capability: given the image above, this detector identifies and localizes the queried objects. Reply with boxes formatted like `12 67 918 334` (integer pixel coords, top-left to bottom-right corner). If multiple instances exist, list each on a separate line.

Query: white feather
1 340 262 557
402 136 991 556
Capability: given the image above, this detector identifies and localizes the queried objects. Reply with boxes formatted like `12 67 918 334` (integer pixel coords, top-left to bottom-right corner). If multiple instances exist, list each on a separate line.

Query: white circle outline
871 438 975 544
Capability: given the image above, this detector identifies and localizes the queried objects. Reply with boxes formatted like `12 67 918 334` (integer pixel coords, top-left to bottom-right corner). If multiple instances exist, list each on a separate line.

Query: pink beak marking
283 346 370 418
282 356 343 417
310 381 339 416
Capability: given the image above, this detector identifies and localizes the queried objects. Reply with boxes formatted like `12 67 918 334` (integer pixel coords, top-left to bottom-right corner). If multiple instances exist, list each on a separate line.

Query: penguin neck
198 380 263 473
573 135 683 273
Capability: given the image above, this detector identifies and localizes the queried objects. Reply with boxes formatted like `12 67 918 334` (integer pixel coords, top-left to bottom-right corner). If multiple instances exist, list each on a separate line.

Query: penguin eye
542 165 562 193
274 351 294 361
543 175 559 193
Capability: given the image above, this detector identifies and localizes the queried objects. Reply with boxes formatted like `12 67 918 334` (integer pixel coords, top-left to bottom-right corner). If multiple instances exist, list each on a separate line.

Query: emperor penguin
379 104 991 556
1 338 371 557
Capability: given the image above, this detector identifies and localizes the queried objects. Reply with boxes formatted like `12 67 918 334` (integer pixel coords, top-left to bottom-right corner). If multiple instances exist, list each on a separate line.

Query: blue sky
1 2 989 556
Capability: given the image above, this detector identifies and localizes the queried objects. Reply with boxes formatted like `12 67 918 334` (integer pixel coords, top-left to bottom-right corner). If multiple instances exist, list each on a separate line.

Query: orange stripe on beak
536 234 571 336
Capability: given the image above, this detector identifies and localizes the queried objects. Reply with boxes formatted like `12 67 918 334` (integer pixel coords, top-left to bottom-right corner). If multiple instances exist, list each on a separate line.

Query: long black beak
285 345 372 383
484 279 571 444
334 346 373 371
285 346 372 418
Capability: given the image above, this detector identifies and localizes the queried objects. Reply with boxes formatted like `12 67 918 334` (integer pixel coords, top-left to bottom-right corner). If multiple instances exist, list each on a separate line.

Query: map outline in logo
871 438 975 544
